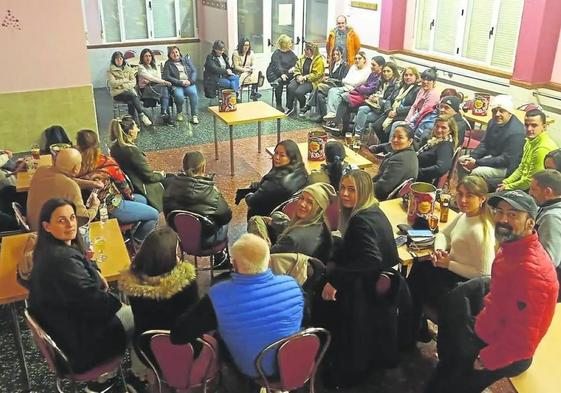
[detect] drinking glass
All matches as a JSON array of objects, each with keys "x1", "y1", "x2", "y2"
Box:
[
  {"x1": 345, "y1": 132, "x2": 353, "y2": 146},
  {"x1": 31, "y1": 144, "x2": 40, "y2": 160},
  {"x1": 94, "y1": 236, "x2": 107, "y2": 262},
  {"x1": 352, "y1": 136, "x2": 361, "y2": 152}
]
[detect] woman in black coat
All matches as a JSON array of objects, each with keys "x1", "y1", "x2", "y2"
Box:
[
  {"x1": 417, "y1": 116, "x2": 458, "y2": 185},
  {"x1": 243, "y1": 139, "x2": 308, "y2": 219},
  {"x1": 370, "y1": 124, "x2": 419, "y2": 200},
  {"x1": 203, "y1": 40, "x2": 240, "y2": 98},
  {"x1": 109, "y1": 116, "x2": 165, "y2": 212},
  {"x1": 266, "y1": 34, "x2": 298, "y2": 111},
  {"x1": 28, "y1": 199, "x2": 129, "y2": 375},
  {"x1": 316, "y1": 170, "x2": 399, "y2": 388}
]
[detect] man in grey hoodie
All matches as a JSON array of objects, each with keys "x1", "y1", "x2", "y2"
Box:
[{"x1": 530, "y1": 169, "x2": 561, "y2": 301}]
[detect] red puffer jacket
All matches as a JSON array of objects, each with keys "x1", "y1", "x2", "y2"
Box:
[{"x1": 475, "y1": 232, "x2": 559, "y2": 370}]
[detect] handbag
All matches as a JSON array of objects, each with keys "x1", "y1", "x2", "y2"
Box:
[{"x1": 347, "y1": 90, "x2": 366, "y2": 107}]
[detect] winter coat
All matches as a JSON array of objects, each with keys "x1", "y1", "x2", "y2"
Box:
[
  {"x1": 208, "y1": 270, "x2": 303, "y2": 377},
  {"x1": 417, "y1": 140, "x2": 454, "y2": 184},
  {"x1": 470, "y1": 115, "x2": 526, "y2": 176},
  {"x1": 326, "y1": 27, "x2": 361, "y2": 65},
  {"x1": 232, "y1": 50, "x2": 259, "y2": 85},
  {"x1": 204, "y1": 52, "x2": 234, "y2": 98},
  {"x1": 372, "y1": 146, "x2": 418, "y2": 200},
  {"x1": 293, "y1": 54, "x2": 325, "y2": 88},
  {"x1": 162, "y1": 55, "x2": 197, "y2": 87},
  {"x1": 110, "y1": 142, "x2": 165, "y2": 212},
  {"x1": 353, "y1": 72, "x2": 381, "y2": 97},
  {"x1": 266, "y1": 49, "x2": 298, "y2": 82},
  {"x1": 163, "y1": 174, "x2": 232, "y2": 235},
  {"x1": 271, "y1": 222, "x2": 332, "y2": 262},
  {"x1": 502, "y1": 132, "x2": 558, "y2": 190},
  {"x1": 28, "y1": 242, "x2": 125, "y2": 373},
  {"x1": 405, "y1": 88, "x2": 440, "y2": 124},
  {"x1": 382, "y1": 83, "x2": 421, "y2": 119},
  {"x1": 119, "y1": 262, "x2": 199, "y2": 337},
  {"x1": 474, "y1": 232, "x2": 558, "y2": 370},
  {"x1": 246, "y1": 166, "x2": 308, "y2": 219},
  {"x1": 107, "y1": 64, "x2": 137, "y2": 97}
]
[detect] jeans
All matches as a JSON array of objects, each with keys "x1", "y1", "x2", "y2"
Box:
[
  {"x1": 217, "y1": 74, "x2": 240, "y2": 92},
  {"x1": 110, "y1": 194, "x2": 159, "y2": 242},
  {"x1": 354, "y1": 105, "x2": 378, "y2": 135},
  {"x1": 114, "y1": 90, "x2": 146, "y2": 117},
  {"x1": 173, "y1": 84, "x2": 199, "y2": 115}
]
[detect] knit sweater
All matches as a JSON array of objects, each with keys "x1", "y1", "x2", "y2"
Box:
[
  {"x1": 502, "y1": 132, "x2": 558, "y2": 190},
  {"x1": 341, "y1": 65, "x2": 371, "y2": 89},
  {"x1": 434, "y1": 213, "x2": 496, "y2": 279},
  {"x1": 137, "y1": 64, "x2": 166, "y2": 88}
]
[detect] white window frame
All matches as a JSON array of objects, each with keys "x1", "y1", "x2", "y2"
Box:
[
  {"x1": 97, "y1": 0, "x2": 198, "y2": 43},
  {"x1": 412, "y1": 0, "x2": 523, "y2": 71}
]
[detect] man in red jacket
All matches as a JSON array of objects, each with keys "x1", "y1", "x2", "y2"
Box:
[{"x1": 426, "y1": 190, "x2": 559, "y2": 393}]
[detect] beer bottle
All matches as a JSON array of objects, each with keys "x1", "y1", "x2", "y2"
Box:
[{"x1": 440, "y1": 199, "x2": 449, "y2": 223}]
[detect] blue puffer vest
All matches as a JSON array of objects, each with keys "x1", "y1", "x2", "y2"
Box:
[{"x1": 209, "y1": 269, "x2": 303, "y2": 377}]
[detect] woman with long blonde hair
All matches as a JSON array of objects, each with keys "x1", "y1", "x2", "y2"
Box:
[
  {"x1": 109, "y1": 116, "x2": 166, "y2": 211},
  {"x1": 317, "y1": 169, "x2": 399, "y2": 387},
  {"x1": 407, "y1": 175, "x2": 495, "y2": 341},
  {"x1": 76, "y1": 129, "x2": 159, "y2": 243}
]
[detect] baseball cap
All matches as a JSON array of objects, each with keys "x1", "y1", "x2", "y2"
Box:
[
  {"x1": 488, "y1": 190, "x2": 538, "y2": 219},
  {"x1": 440, "y1": 96, "x2": 461, "y2": 113}
]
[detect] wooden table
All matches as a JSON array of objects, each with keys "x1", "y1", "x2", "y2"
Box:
[
  {"x1": 463, "y1": 108, "x2": 554, "y2": 127},
  {"x1": 378, "y1": 198, "x2": 458, "y2": 266},
  {"x1": 509, "y1": 303, "x2": 561, "y2": 393},
  {"x1": 208, "y1": 101, "x2": 286, "y2": 176},
  {"x1": 0, "y1": 218, "x2": 130, "y2": 391},
  {"x1": 266, "y1": 141, "x2": 373, "y2": 173},
  {"x1": 15, "y1": 154, "x2": 52, "y2": 192}
]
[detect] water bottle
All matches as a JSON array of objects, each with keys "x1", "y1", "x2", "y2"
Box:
[{"x1": 99, "y1": 202, "x2": 109, "y2": 224}]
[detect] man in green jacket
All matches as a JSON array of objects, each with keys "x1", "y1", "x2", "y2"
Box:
[{"x1": 497, "y1": 109, "x2": 557, "y2": 191}]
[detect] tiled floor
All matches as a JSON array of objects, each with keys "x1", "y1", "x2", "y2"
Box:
[{"x1": 0, "y1": 88, "x2": 517, "y2": 393}]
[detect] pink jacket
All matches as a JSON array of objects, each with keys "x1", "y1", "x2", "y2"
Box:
[{"x1": 405, "y1": 88, "x2": 440, "y2": 123}]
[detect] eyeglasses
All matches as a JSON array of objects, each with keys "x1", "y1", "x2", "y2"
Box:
[{"x1": 355, "y1": 56, "x2": 363, "y2": 60}]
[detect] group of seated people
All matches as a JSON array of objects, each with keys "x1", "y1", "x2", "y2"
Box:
[
  {"x1": 107, "y1": 38, "x2": 264, "y2": 127},
  {"x1": 15, "y1": 111, "x2": 561, "y2": 392}
]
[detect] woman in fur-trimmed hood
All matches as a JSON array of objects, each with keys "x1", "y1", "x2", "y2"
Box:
[{"x1": 119, "y1": 227, "x2": 199, "y2": 337}]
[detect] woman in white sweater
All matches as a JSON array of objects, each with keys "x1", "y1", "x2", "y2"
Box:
[
  {"x1": 325, "y1": 50, "x2": 371, "y2": 117},
  {"x1": 137, "y1": 48, "x2": 173, "y2": 124},
  {"x1": 407, "y1": 175, "x2": 495, "y2": 341}
]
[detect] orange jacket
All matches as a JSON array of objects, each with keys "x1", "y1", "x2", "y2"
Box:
[{"x1": 326, "y1": 27, "x2": 361, "y2": 66}]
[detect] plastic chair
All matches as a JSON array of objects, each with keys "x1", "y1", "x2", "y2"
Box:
[
  {"x1": 255, "y1": 327, "x2": 331, "y2": 393},
  {"x1": 436, "y1": 147, "x2": 462, "y2": 189},
  {"x1": 24, "y1": 309, "x2": 127, "y2": 393},
  {"x1": 12, "y1": 202, "x2": 30, "y2": 232},
  {"x1": 138, "y1": 330, "x2": 219, "y2": 393},
  {"x1": 387, "y1": 178, "x2": 415, "y2": 200},
  {"x1": 107, "y1": 81, "x2": 130, "y2": 119},
  {"x1": 168, "y1": 210, "x2": 229, "y2": 277}
]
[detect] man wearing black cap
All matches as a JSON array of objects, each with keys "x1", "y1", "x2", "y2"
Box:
[
  {"x1": 426, "y1": 190, "x2": 558, "y2": 393},
  {"x1": 439, "y1": 95, "x2": 468, "y2": 143}
]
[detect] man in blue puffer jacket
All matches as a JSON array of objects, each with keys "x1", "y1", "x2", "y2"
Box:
[{"x1": 171, "y1": 233, "x2": 304, "y2": 378}]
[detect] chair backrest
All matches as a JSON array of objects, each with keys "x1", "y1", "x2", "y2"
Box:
[
  {"x1": 387, "y1": 178, "x2": 414, "y2": 200},
  {"x1": 436, "y1": 147, "x2": 462, "y2": 189},
  {"x1": 140, "y1": 330, "x2": 219, "y2": 391},
  {"x1": 123, "y1": 50, "x2": 136, "y2": 60},
  {"x1": 168, "y1": 210, "x2": 206, "y2": 255},
  {"x1": 152, "y1": 49, "x2": 164, "y2": 56},
  {"x1": 24, "y1": 309, "x2": 70, "y2": 378},
  {"x1": 325, "y1": 199, "x2": 339, "y2": 231},
  {"x1": 255, "y1": 327, "x2": 331, "y2": 392},
  {"x1": 12, "y1": 202, "x2": 30, "y2": 232},
  {"x1": 280, "y1": 196, "x2": 300, "y2": 219}
]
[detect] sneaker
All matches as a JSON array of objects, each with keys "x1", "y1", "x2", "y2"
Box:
[
  {"x1": 323, "y1": 112, "x2": 336, "y2": 120},
  {"x1": 323, "y1": 121, "x2": 339, "y2": 132},
  {"x1": 176, "y1": 113, "x2": 185, "y2": 122},
  {"x1": 284, "y1": 107, "x2": 295, "y2": 116},
  {"x1": 139, "y1": 113, "x2": 152, "y2": 126},
  {"x1": 191, "y1": 115, "x2": 199, "y2": 124},
  {"x1": 161, "y1": 113, "x2": 173, "y2": 125},
  {"x1": 300, "y1": 105, "x2": 311, "y2": 114},
  {"x1": 85, "y1": 379, "x2": 116, "y2": 393}
]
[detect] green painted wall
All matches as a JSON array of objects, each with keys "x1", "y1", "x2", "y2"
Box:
[{"x1": 0, "y1": 85, "x2": 97, "y2": 152}]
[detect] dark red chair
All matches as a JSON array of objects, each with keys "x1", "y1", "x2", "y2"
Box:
[
  {"x1": 24, "y1": 309, "x2": 126, "y2": 393},
  {"x1": 138, "y1": 330, "x2": 220, "y2": 393},
  {"x1": 123, "y1": 50, "x2": 136, "y2": 60},
  {"x1": 254, "y1": 327, "x2": 331, "y2": 393},
  {"x1": 168, "y1": 210, "x2": 229, "y2": 277},
  {"x1": 387, "y1": 178, "x2": 415, "y2": 200}
]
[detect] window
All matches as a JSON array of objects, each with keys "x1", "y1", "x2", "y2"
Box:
[
  {"x1": 98, "y1": 0, "x2": 197, "y2": 43},
  {"x1": 413, "y1": 0, "x2": 524, "y2": 70}
]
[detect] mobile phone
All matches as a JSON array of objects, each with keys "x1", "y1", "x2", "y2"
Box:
[
  {"x1": 407, "y1": 229, "x2": 434, "y2": 238},
  {"x1": 395, "y1": 235, "x2": 408, "y2": 247}
]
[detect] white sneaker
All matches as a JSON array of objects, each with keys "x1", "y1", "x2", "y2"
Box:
[
  {"x1": 140, "y1": 113, "x2": 152, "y2": 126},
  {"x1": 323, "y1": 112, "x2": 336, "y2": 120},
  {"x1": 191, "y1": 115, "x2": 199, "y2": 124},
  {"x1": 177, "y1": 113, "x2": 185, "y2": 122}
]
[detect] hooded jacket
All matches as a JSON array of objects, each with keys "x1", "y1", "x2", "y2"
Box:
[
  {"x1": 119, "y1": 262, "x2": 199, "y2": 337},
  {"x1": 470, "y1": 115, "x2": 526, "y2": 176},
  {"x1": 163, "y1": 174, "x2": 232, "y2": 235},
  {"x1": 474, "y1": 232, "x2": 558, "y2": 370},
  {"x1": 293, "y1": 54, "x2": 325, "y2": 88},
  {"x1": 502, "y1": 132, "x2": 558, "y2": 190},
  {"x1": 107, "y1": 64, "x2": 137, "y2": 97}
]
